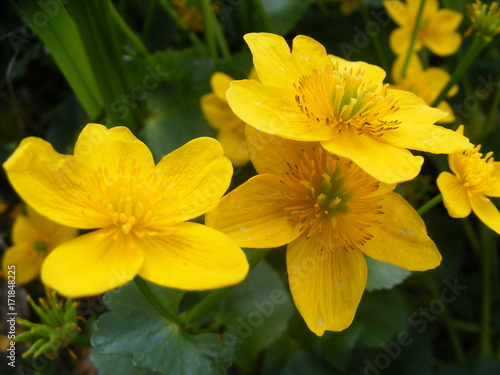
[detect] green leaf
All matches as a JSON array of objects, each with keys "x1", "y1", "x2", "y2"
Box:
[
  {"x1": 261, "y1": 0, "x2": 315, "y2": 34},
  {"x1": 90, "y1": 350, "x2": 160, "y2": 375},
  {"x1": 91, "y1": 281, "x2": 231, "y2": 375},
  {"x1": 217, "y1": 261, "x2": 294, "y2": 369},
  {"x1": 365, "y1": 256, "x2": 411, "y2": 292}
]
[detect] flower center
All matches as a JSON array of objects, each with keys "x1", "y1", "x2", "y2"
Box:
[
  {"x1": 294, "y1": 64, "x2": 400, "y2": 135},
  {"x1": 34, "y1": 240, "x2": 49, "y2": 254},
  {"x1": 280, "y1": 145, "x2": 384, "y2": 251},
  {"x1": 461, "y1": 145, "x2": 496, "y2": 194},
  {"x1": 89, "y1": 158, "x2": 160, "y2": 238}
]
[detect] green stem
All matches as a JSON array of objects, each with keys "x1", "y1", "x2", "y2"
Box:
[
  {"x1": 156, "y1": 0, "x2": 205, "y2": 50},
  {"x1": 72, "y1": 335, "x2": 91, "y2": 346},
  {"x1": 213, "y1": 15, "x2": 231, "y2": 59},
  {"x1": 417, "y1": 194, "x2": 442, "y2": 216},
  {"x1": 425, "y1": 277, "x2": 465, "y2": 362},
  {"x1": 201, "y1": 0, "x2": 217, "y2": 59},
  {"x1": 134, "y1": 276, "x2": 186, "y2": 325},
  {"x1": 142, "y1": 0, "x2": 156, "y2": 40},
  {"x1": 479, "y1": 224, "x2": 494, "y2": 357},
  {"x1": 183, "y1": 249, "x2": 270, "y2": 324},
  {"x1": 484, "y1": 69, "x2": 500, "y2": 136},
  {"x1": 252, "y1": 0, "x2": 275, "y2": 33},
  {"x1": 401, "y1": 0, "x2": 426, "y2": 78},
  {"x1": 109, "y1": 2, "x2": 149, "y2": 56},
  {"x1": 431, "y1": 33, "x2": 489, "y2": 108},
  {"x1": 361, "y1": 5, "x2": 388, "y2": 72},
  {"x1": 463, "y1": 218, "x2": 482, "y2": 256}
]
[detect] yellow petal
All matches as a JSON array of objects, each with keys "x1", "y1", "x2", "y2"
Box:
[
  {"x1": 436, "y1": 101, "x2": 456, "y2": 123},
  {"x1": 3, "y1": 137, "x2": 109, "y2": 229},
  {"x1": 201, "y1": 92, "x2": 242, "y2": 131},
  {"x1": 383, "y1": 0, "x2": 409, "y2": 26},
  {"x1": 361, "y1": 193, "x2": 442, "y2": 271},
  {"x1": 392, "y1": 53, "x2": 423, "y2": 82},
  {"x1": 244, "y1": 33, "x2": 331, "y2": 86},
  {"x1": 2, "y1": 242, "x2": 44, "y2": 284},
  {"x1": 389, "y1": 27, "x2": 416, "y2": 55},
  {"x1": 470, "y1": 194, "x2": 500, "y2": 235},
  {"x1": 431, "y1": 9, "x2": 463, "y2": 32},
  {"x1": 437, "y1": 172, "x2": 472, "y2": 218},
  {"x1": 321, "y1": 129, "x2": 423, "y2": 183},
  {"x1": 41, "y1": 229, "x2": 144, "y2": 297},
  {"x1": 424, "y1": 31, "x2": 462, "y2": 56},
  {"x1": 137, "y1": 222, "x2": 248, "y2": 290},
  {"x1": 12, "y1": 213, "x2": 38, "y2": 245},
  {"x1": 153, "y1": 137, "x2": 233, "y2": 224},
  {"x1": 246, "y1": 125, "x2": 320, "y2": 176},
  {"x1": 210, "y1": 72, "x2": 232, "y2": 101},
  {"x1": 205, "y1": 174, "x2": 303, "y2": 248},
  {"x1": 483, "y1": 162, "x2": 500, "y2": 197},
  {"x1": 74, "y1": 124, "x2": 155, "y2": 179},
  {"x1": 287, "y1": 231, "x2": 367, "y2": 335},
  {"x1": 227, "y1": 80, "x2": 332, "y2": 141},
  {"x1": 217, "y1": 127, "x2": 249, "y2": 167},
  {"x1": 421, "y1": 67, "x2": 458, "y2": 99}
]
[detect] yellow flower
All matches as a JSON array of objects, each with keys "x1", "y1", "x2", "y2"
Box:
[
  {"x1": 1, "y1": 206, "x2": 77, "y2": 285},
  {"x1": 383, "y1": 0, "x2": 463, "y2": 56},
  {"x1": 391, "y1": 54, "x2": 458, "y2": 123},
  {"x1": 227, "y1": 33, "x2": 472, "y2": 183},
  {"x1": 437, "y1": 126, "x2": 500, "y2": 234},
  {"x1": 3, "y1": 124, "x2": 248, "y2": 297},
  {"x1": 206, "y1": 127, "x2": 441, "y2": 335},
  {"x1": 201, "y1": 69, "x2": 258, "y2": 166}
]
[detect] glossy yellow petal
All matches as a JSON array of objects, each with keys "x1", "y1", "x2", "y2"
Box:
[
  {"x1": 246, "y1": 125, "x2": 317, "y2": 176},
  {"x1": 217, "y1": 127, "x2": 249, "y2": 167},
  {"x1": 287, "y1": 231, "x2": 367, "y2": 335},
  {"x1": 41, "y1": 229, "x2": 144, "y2": 297},
  {"x1": 328, "y1": 55, "x2": 387, "y2": 83},
  {"x1": 138, "y1": 222, "x2": 248, "y2": 290},
  {"x1": 206, "y1": 174, "x2": 303, "y2": 248},
  {"x1": 153, "y1": 137, "x2": 233, "y2": 224},
  {"x1": 321, "y1": 129, "x2": 423, "y2": 183},
  {"x1": 74, "y1": 124, "x2": 155, "y2": 178},
  {"x1": 383, "y1": 0, "x2": 409, "y2": 26},
  {"x1": 210, "y1": 72, "x2": 232, "y2": 101},
  {"x1": 424, "y1": 31, "x2": 462, "y2": 56},
  {"x1": 437, "y1": 172, "x2": 471, "y2": 218},
  {"x1": 2, "y1": 242, "x2": 44, "y2": 284},
  {"x1": 361, "y1": 193, "x2": 442, "y2": 271},
  {"x1": 244, "y1": 33, "x2": 330, "y2": 86},
  {"x1": 483, "y1": 162, "x2": 500, "y2": 197},
  {"x1": 470, "y1": 194, "x2": 500, "y2": 235},
  {"x1": 201, "y1": 92, "x2": 242, "y2": 131},
  {"x1": 3, "y1": 137, "x2": 109, "y2": 229},
  {"x1": 227, "y1": 80, "x2": 332, "y2": 141}
]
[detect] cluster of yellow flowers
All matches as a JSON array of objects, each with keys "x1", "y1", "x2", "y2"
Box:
[{"x1": 3, "y1": 0, "x2": 500, "y2": 337}]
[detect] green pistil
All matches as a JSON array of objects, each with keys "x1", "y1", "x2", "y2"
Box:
[
  {"x1": 317, "y1": 171, "x2": 350, "y2": 219},
  {"x1": 34, "y1": 240, "x2": 49, "y2": 254}
]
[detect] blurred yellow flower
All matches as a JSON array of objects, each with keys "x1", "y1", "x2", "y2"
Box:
[
  {"x1": 391, "y1": 54, "x2": 458, "y2": 123},
  {"x1": 1, "y1": 206, "x2": 77, "y2": 285},
  {"x1": 201, "y1": 69, "x2": 258, "y2": 166},
  {"x1": 3, "y1": 123, "x2": 248, "y2": 297},
  {"x1": 437, "y1": 126, "x2": 500, "y2": 234},
  {"x1": 227, "y1": 33, "x2": 472, "y2": 183},
  {"x1": 207, "y1": 127, "x2": 442, "y2": 335},
  {"x1": 383, "y1": 0, "x2": 463, "y2": 56}
]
